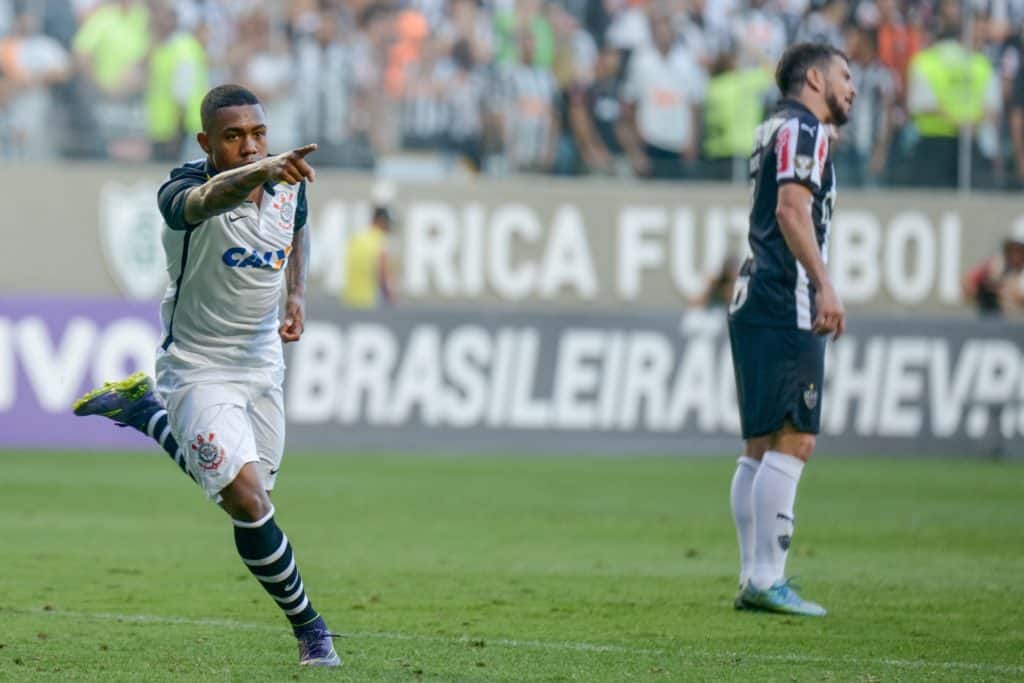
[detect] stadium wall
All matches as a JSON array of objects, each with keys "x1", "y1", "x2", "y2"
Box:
[
  {"x1": 1, "y1": 296, "x2": 1021, "y2": 456},
  {"x1": 3, "y1": 164, "x2": 1021, "y2": 313}
]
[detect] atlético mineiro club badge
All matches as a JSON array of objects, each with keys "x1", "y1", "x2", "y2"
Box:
[{"x1": 803, "y1": 384, "x2": 819, "y2": 410}]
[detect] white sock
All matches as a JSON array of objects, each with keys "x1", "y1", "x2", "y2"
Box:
[
  {"x1": 750, "y1": 450, "x2": 804, "y2": 590},
  {"x1": 729, "y1": 456, "x2": 760, "y2": 586}
]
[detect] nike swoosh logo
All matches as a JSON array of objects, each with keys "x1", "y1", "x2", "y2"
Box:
[
  {"x1": 227, "y1": 213, "x2": 245, "y2": 222},
  {"x1": 284, "y1": 575, "x2": 300, "y2": 592},
  {"x1": 269, "y1": 467, "x2": 280, "y2": 476}
]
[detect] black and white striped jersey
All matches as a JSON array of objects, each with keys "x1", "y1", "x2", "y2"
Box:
[{"x1": 729, "y1": 99, "x2": 836, "y2": 330}]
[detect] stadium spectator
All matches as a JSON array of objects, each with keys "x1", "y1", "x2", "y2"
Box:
[
  {"x1": 293, "y1": 8, "x2": 361, "y2": 166},
  {"x1": 235, "y1": 7, "x2": 300, "y2": 152},
  {"x1": 72, "y1": 0, "x2": 151, "y2": 159},
  {"x1": 700, "y1": 50, "x2": 773, "y2": 181},
  {"x1": 351, "y1": 3, "x2": 399, "y2": 155},
  {"x1": 731, "y1": 0, "x2": 788, "y2": 69},
  {"x1": 834, "y1": 24, "x2": 895, "y2": 187},
  {"x1": 400, "y1": 35, "x2": 451, "y2": 151},
  {"x1": 674, "y1": 0, "x2": 732, "y2": 69},
  {"x1": 1008, "y1": 28, "x2": 1024, "y2": 186},
  {"x1": 795, "y1": 0, "x2": 849, "y2": 47},
  {"x1": 548, "y1": 0, "x2": 597, "y2": 174},
  {"x1": 496, "y1": 29, "x2": 559, "y2": 173},
  {"x1": 343, "y1": 204, "x2": 397, "y2": 309},
  {"x1": 604, "y1": 0, "x2": 652, "y2": 52},
  {"x1": 568, "y1": 43, "x2": 624, "y2": 175},
  {"x1": 875, "y1": 0, "x2": 923, "y2": 102},
  {"x1": 444, "y1": 38, "x2": 487, "y2": 171},
  {"x1": 618, "y1": 7, "x2": 706, "y2": 179},
  {"x1": 146, "y1": 1, "x2": 207, "y2": 162},
  {"x1": 962, "y1": 223, "x2": 1024, "y2": 316},
  {"x1": 906, "y1": 0, "x2": 1000, "y2": 188},
  {"x1": 439, "y1": 0, "x2": 494, "y2": 67},
  {"x1": 0, "y1": 7, "x2": 72, "y2": 159},
  {"x1": 495, "y1": 0, "x2": 554, "y2": 67}
]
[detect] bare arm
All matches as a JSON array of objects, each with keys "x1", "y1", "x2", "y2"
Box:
[
  {"x1": 777, "y1": 183, "x2": 845, "y2": 339},
  {"x1": 279, "y1": 225, "x2": 310, "y2": 343},
  {"x1": 568, "y1": 93, "x2": 611, "y2": 171},
  {"x1": 379, "y1": 250, "x2": 396, "y2": 304},
  {"x1": 1011, "y1": 107, "x2": 1024, "y2": 182},
  {"x1": 684, "y1": 106, "x2": 701, "y2": 162},
  {"x1": 184, "y1": 144, "x2": 318, "y2": 225},
  {"x1": 616, "y1": 102, "x2": 649, "y2": 175}
]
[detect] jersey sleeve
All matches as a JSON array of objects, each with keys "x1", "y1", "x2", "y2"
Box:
[
  {"x1": 157, "y1": 164, "x2": 207, "y2": 231},
  {"x1": 774, "y1": 116, "x2": 829, "y2": 192},
  {"x1": 294, "y1": 181, "x2": 308, "y2": 230}
]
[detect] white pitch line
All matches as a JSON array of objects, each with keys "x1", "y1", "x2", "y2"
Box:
[{"x1": 24, "y1": 608, "x2": 1024, "y2": 676}]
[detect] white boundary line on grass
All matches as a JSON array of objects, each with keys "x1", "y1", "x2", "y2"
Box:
[{"x1": 27, "y1": 608, "x2": 1024, "y2": 676}]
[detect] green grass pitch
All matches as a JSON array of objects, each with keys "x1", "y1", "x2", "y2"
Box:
[{"x1": 1, "y1": 450, "x2": 1022, "y2": 681}]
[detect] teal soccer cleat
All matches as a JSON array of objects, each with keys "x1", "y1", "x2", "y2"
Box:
[{"x1": 738, "y1": 578, "x2": 827, "y2": 617}]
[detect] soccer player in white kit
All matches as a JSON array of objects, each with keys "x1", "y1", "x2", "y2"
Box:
[{"x1": 72, "y1": 85, "x2": 340, "y2": 667}]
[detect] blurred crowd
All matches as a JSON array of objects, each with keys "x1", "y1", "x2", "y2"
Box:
[{"x1": 2, "y1": 0, "x2": 1024, "y2": 188}]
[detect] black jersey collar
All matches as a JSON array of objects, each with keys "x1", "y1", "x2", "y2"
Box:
[{"x1": 776, "y1": 98, "x2": 819, "y2": 122}]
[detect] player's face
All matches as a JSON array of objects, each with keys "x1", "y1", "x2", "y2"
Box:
[
  {"x1": 823, "y1": 57, "x2": 856, "y2": 126},
  {"x1": 199, "y1": 104, "x2": 269, "y2": 172}
]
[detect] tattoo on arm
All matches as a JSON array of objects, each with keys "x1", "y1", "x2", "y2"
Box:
[
  {"x1": 286, "y1": 226, "x2": 310, "y2": 299},
  {"x1": 184, "y1": 162, "x2": 269, "y2": 224}
]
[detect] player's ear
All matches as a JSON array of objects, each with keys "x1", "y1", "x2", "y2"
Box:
[
  {"x1": 197, "y1": 131, "x2": 210, "y2": 155},
  {"x1": 806, "y1": 66, "x2": 825, "y2": 94}
]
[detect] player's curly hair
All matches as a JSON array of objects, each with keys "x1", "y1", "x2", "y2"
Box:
[
  {"x1": 200, "y1": 84, "x2": 261, "y2": 132},
  {"x1": 775, "y1": 43, "x2": 849, "y2": 98}
]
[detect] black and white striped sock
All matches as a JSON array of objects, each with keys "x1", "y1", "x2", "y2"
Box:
[
  {"x1": 233, "y1": 507, "x2": 320, "y2": 632},
  {"x1": 144, "y1": 409, "x2": 195, "y2": 482}
]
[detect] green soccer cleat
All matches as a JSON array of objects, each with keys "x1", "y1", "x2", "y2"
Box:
[
  {"x1": 738, "y1": 578, "x2": 827, "y2": 617},
  {"x1": 71, "y1": 371, "x2": 159, "y2": 431}
]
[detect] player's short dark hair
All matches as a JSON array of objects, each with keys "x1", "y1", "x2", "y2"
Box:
[
  {"x1": 200, "y1": 84, "x2": 261, "y2": 132},
  {"x1": 775, "y1": 43, "x2": 849, "y2": 98}
]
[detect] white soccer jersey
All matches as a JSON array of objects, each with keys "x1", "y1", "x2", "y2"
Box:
[{"x1": 155, "y1": 158, "x2": 308, "y2": 374}]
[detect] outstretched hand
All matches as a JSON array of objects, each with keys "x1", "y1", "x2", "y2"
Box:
[{"x1": 264, "y1": 143, "x2": 317, "y2": 185}]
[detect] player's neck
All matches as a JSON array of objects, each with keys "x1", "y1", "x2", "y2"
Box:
[{"x1": 791, "y1": 94, "x2": 830, "y2": 125}]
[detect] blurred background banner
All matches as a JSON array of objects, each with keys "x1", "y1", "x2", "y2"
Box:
[
  {"x1": 0, "y1": 295, "x2": 159, "y2": 449},
  {"x1": 3, "y1": 165, "x2": 1023, "y2": 313},
  {"x1": 3, "y1": 296, "x2": 1021, "y2": 455}
]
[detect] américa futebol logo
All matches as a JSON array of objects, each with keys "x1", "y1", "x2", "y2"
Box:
[
  {"x1": 190, "y1": 433, "x2": 225, "y2": 471},
  {"x1": 222, "y1": 245, "x2": 293, "y2": 271}
]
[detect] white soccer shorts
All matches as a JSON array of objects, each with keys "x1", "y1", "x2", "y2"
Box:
[{"x1": 156, "y1": 372, "x2": 286, "y2": 500}]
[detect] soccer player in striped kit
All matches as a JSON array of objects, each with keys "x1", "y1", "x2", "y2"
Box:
[
  {"x1": 728, "y1": 44, "x2": 855, "y2": 616},
  {"x1": 73, "y1": 85, "x2": 340, "y2": 666}
]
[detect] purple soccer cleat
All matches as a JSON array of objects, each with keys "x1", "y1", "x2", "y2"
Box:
[{"x1": 296, "y1": 617, "x2": 342, "y2": 667}]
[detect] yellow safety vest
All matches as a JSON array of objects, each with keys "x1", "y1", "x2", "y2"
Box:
[
  {"x1": 343, "y1": 228, "x2": 386, "y2": 309},
  {"x1": 72, "y1": 4, "x2": 150, "y2": 92},
  {"x1": 703, "y1": 67, "x2": 773, "y2": 159},
  {"x1": 910, "y1": 41, "x2": 993, "y2": 138},
  {"x1": 146, "y1": 34, "x2": 208, "y2": 142}
]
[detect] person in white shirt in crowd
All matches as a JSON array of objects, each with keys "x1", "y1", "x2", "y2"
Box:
[
  {"x1": 617, "y1": 5, "x2": 707, "y2": 179},
  {"x1": 0, "y1": 7, "x2": 72, "y2": 158}
]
